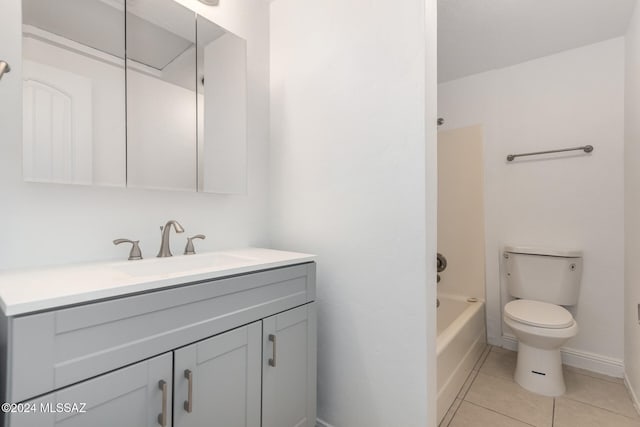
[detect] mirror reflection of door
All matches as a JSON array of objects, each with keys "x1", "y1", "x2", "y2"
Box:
[
  {"x1": 22, "y1": 0, "x2": 126, "y2": 187},
  {"x1": 125, "y1": 0, "x2": 197, "y2": 191}
]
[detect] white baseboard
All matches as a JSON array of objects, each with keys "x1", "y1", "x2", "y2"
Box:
[
  {"x1": 501, "y1": 335, "x2": 624, "y2": 378},
  {"x1": 625, "y1": 374, "x2": 640, "y2": 416},
  {"x1": 316, "y1": 418, "x2": 336, "y2": 427},
  {"x1": 499, "y1": 335, "x2": 519, "y2": 352}
]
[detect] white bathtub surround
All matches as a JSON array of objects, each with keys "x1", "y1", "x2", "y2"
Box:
[
  {"x1": 438, "y1": 38, "x2": 625, "y2": 374},
  {"x1": 436, "y1": 96, "x2": 486, "y2": 424},
  {"x1": 269, "y1": 0, "x2": 438, "y2": 425},
  {"x1": 437, "y1": 125, "x2": 485, "y2": 299},
  {"x1": 436, "y1": 295, "x2": 486, "y2": 424},
  {"x1": 0, "y1": 0, "x2": 271, "y2": 270},
  {"x1": 625, "y1": 0, "x2": 640, "y2": 414}
]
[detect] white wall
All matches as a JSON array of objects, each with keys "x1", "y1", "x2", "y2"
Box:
[
  {"x1": 439, "y1": 38, "x2": 626, "y2": 371},
  {"x1": 437, "y1": 125, "x2": 485, "y2": 299},
  {"x1": 625, "y1": 1, "x2": 640, "y2": 408},
  {"x1": 269, "y1": 0, "x2": 437, "y2": 426},
  {"x1": 0, "y1": 0, "x2": 270, "y2": 269}
]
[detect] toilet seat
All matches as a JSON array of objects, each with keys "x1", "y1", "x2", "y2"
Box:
[{"x1": 504, "y1": 299, "x2": 574, "y2": 329}]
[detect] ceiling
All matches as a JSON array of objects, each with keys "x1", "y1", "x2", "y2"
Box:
[{"x1": 438, "y1": 0, "x2": 637, "y2": 83}]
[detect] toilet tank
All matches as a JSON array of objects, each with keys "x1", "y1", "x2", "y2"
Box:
[{"x1": 504, "y1": 246, "x2": 583, "y2": 306}]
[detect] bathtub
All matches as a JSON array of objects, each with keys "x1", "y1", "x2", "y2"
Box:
[{"x1": 436, "y1": 295, "x2": 486, "y2": 424}]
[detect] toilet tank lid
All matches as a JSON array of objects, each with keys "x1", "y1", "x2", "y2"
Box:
[{"x1": 504, "y1": 246, "x2": 582, "y2": 258}]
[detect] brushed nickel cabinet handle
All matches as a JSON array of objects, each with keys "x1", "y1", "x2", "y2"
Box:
[
  {"x1": 268, "y1": 334, "x2": 277, "y2": 367},
  {"x1": 183, "y1": 369, "x2": 193, "y2": 413},
  {"x1": 157, "y1": 380, "x2": 167, "y2": 426}
]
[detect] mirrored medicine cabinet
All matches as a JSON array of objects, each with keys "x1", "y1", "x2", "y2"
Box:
[{"x1": 21, "y1": 0, "x2": 247, "y2": 194}]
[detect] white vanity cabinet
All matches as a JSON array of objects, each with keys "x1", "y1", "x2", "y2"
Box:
[{"x1": 1, "y1": 260, "x2": 316, "y2": 427}]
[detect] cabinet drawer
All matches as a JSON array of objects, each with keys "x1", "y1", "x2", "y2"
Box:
[{"x1": 7, "y1": 263, "x2": 315, "y2": 402}]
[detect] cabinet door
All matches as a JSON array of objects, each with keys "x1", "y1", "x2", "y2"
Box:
[
  {"x1": 173, "y1": 322, "x2": 261, "y2": 427},
  {"x1": 10, "y1": 353, "x2": 172, "y2": 427},
  {"x1": 262, "y1": 303, "x2": 317, "y2": 427}
]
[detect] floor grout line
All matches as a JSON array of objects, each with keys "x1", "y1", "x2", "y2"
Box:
[
  {"x1": 461, "y1": 347, "x2": 553, "y2": 427},
  {"x1": 458, "y1": 370, "x2": 479, "y2": 401},
  {"x1": 443, "y1": 345, "x2": 491, "y2": 426},
  {"x1": 449, "y1": 345, "x2": 639, "y2": 426},
  {"x1": 462, "y1": 400, "x2": 538, "y2": 427},
  {"x1": 560, "y1": 396, "x2": 640, "y2": 421},
  {"x1": 449, "y1": 402, "x2": 462, "y2": 427},
  {"x1": 567, "y1": 373, "x2": 624, "y2": 385},
  {"x1": 441, "y1": 399, "x2": 462, "y2": 427},
  {"x1": 446, "y1": 401, "x2": 461, "y2": 427},
  {"x1": 474, "y1": 345, "x2": 492, "y2": 370},
  {"x1": 563, "y1": 366, "x2": 625, "y2": 385},
  {"x1": 461, "y1": 346, "x2": 490, "y2": 400}
]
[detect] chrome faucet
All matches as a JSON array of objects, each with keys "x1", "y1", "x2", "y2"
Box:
[{"x1": 157, "y1": 220, "x2": 184, "y2": 257}]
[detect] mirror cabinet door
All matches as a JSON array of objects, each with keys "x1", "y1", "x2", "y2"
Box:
[
  {"x1": 197, "y1": 16, "x2": 248, "y2": 194},
  {"x1": 22, "y1": 0, "x2": 248, "y2": 193},
  {"x1": 22, "y1": 0, "x2": 126, "y2": 187},
  {"x1": 125, "y1": 0, "x2": 197, "y2": 191}
]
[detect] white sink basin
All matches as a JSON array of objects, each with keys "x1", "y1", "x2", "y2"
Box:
[{"x1": 114, "y1": 253, "x2": 256, "y2": 277}]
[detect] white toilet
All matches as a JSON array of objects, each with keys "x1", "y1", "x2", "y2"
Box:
[{"x1": 503, "y1": 246, "x2": 582, "y2": 397}]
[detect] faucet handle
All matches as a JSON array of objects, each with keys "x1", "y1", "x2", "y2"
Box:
[
  {"x1": 184, "y1": 235, "x2": 206, "y2": 255},
  {"x1": 114, "y1": 239, "x2": 143, "y2": 260}
]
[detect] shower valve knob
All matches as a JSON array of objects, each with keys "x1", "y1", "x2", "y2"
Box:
[{"x1": 437, "y1": 253, "x2": 447, "y2": 272}]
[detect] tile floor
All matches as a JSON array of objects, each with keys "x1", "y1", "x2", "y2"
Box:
[{"x1": 440, "y1": 346, "x2": 640, "y2": 427}]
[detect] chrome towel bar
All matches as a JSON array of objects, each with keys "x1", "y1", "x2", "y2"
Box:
[{"x1": 506, "y1": 145, "x2": 593, "y2": 162}]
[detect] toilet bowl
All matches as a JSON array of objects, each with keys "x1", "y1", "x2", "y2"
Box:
[
  {"x1": 503, "y1": 246, "x2": 582, "y2": 396},
  {"x1": 504, "y1": 299, "x2": 578, "y2": 396}
]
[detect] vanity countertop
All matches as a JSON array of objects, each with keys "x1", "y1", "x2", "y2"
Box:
[{"x1": 0, "y1": 248, "x2": 316, "y2": 316}]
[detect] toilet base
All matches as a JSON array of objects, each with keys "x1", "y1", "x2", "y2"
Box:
[{"x1": 514, "y1": 342, "x2": 566, "y2": 396}]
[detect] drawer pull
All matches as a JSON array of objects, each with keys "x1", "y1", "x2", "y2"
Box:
[
  {"x1": 184, "y1": 369, "x2": 193, "y2": 413},
  {"x1": 268, "y1": 334, "x2": 277, "y2": 367},
  {"x1": 158, "y1": 380, "x2": 167, "y2": 426}
]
